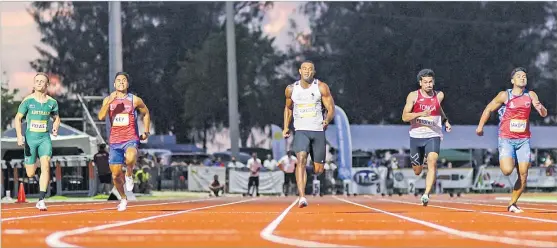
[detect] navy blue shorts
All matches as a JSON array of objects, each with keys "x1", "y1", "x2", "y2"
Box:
[{"x1": 109, "y1": 140, "x2": 139, "y2": 165}]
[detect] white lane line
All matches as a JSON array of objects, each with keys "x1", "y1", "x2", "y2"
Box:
[
  {"x1": 260, "y1": 199, "x2": 358, "y2": 248},
  {"x1": 379, "y1": 198, "x2": 557, "y2": 224},
  {"x1": 303, "y1": 229, "x2": 557, "y2": 237},
  {"x1": 4, "y1": 228, "x2": 238, "y2": 235},
  {"x1": 434, "y1": 199, "x2": 556, "y2": 212},
  {"x1": 2, "y1": 198, "x2": 214, "y2": 222},
  {"x1": 2, "y1": 202, "x2": 108, "y2": 211},
  {"x1": 45, "y1": 198, "x2": 258, "y2": 248},
  {"x1": 336, "y1": 196, "x2": 557, "y2": 248}
]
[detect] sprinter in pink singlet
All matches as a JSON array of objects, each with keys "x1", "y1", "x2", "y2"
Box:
[
  {"x1": 476, "y1": 67, "x2": 547, "y2": 213},
  {"x1": 402, "y1": 69, "x2": 452, "y2": 206},
  {"x1": 98, "y1": 72, "x2": 151, "y2": 211}
]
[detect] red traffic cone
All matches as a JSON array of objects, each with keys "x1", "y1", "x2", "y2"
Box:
[{"x1": 17, "y1": 182, "x2": 27, "y2": 203}]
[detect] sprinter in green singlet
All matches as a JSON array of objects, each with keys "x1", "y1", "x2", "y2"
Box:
[{"x1": 14, "y1": 73, "x2": 61, "y2": 211}]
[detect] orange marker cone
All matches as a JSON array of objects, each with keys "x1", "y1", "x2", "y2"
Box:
[{"x1": 17, "y1": 182, "x2": 27, "y2": 203}]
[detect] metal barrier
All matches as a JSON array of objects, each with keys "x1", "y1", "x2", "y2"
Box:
[{"x1": 1, "y1": 156, "x2": 97, "y2": 198}]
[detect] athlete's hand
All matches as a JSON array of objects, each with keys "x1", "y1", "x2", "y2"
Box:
[
  {"x1": 444, "y1": 121, "x2": 452, "y2": 132},
  {"x1": 475, "y1": 126, "x2": 484, "y2": 136},
  {"x1": 420, "y1": 109, "x2": 432, "y2": 117},
  {"x1": 108, "y1": 91, "x2": 119, "y2": 102},
  {"x1": 16, "y1": 136, "x2": 24, "y2": 147},
  {"x1": 282, "y1": 128, "x2": 290, "y2": 138},
  {"x1": 52, "y1": 128, "x2": 58, "y2": 137},
  {"x1": 140, "y1": 132, "x2": 150, "y2": 140},
  {"x1": 322, "y1": 120, "x2": 329, "y2": 130}
]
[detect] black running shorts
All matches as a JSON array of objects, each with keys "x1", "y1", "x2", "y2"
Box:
[
  {"x1": 409, "y1": 137, "x2": 441, "y2": 166},
  {"x1": 292, "y1": 130, "x2": 326, "y2": 164}
]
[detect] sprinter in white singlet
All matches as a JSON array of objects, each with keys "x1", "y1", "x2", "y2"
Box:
[
  {"x1": 402, "y1": 69, "x2": 452, "y2": 206},
  {"x1": 283, "y1": 61, "x2": 335, "y2": 208}
]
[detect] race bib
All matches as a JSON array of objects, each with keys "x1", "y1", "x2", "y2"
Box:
[
  {"x1": 510, "y1": 119, "x2": 527, "y2": 133},
  {"x1": 416, "y1": 116, "x2": 435, "y2": 126},
  {"x1": 113, "y1": 114, "x2": 129, "y2": 127},
  {"x1": 29, "y1": 120, "x2": 47, "y2": 132},
  {"x1": 296, "y1": 103, "x2": 317, "y2": 118}
]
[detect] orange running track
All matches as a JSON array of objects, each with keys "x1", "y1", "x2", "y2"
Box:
[{"x1": 2, "y1": 194, "x2": 556, "y2": 247}]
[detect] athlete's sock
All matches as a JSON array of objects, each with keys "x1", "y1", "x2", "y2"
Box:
[{"x1": 39, "y1": 191, "x2": 47, "y2": 201}]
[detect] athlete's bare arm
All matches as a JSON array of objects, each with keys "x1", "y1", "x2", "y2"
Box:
[
  {"x1": 476, "y1": 91, "x2": 507, "y2": 136},
  {"x1": 283, "y1": 85, "x2": 294, "y2": 138},
  {"x1": 528, "y1": 91, "x2": 548, "y2": 117},
  {"x1": 319, "y1": 82, "x2": 335, "y2": 128},
  {"x1": 402, "y1": 91, "x2": 429, "y2": 122},
  {"x1": 134, "y1": 96, "x2": 151, "y2": 140},
  {"x1": 97, "y1": 92, "x2": 118, "y2": 121},
  {"x1": 14, "y1": 106, "x2": 26, "y2": 146},
  {"x1": 437, "y1": 91, "x2": 452, "y2": 132},
  {"x1": 51, "y1": 113, "x2": 61, "y2": 137},
  {"x1": 14, "y1": 95, "x2": 33, "y2": 146}
]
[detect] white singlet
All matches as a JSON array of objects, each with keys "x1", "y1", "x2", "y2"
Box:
[{"x1": 291, "y1": 79, "x2": 324, "y2": 132}]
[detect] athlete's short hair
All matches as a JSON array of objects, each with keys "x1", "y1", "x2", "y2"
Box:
[
  {"x1": 417, "y1": 69, "x2": 435, "y2": 82},
  {"x1": 511, "y1": 67, "x2": 527, "y2": 79},
  {"x1": 114, "y1": 72, "x2": 131, "y2": 83},
  {"x1": 300, "y1": 60, "x2": 315, "y2": 68},
  {"x1": 35, "y1": 72, "x2": 50, "y2": 84}
]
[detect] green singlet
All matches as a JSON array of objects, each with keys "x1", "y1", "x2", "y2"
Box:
[{"x1": 17, "y1": 96, "x2": 59, "y2": 165}]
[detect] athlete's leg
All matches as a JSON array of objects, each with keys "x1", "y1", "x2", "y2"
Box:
[
  {"x1": 311, "y1": 131, "x2": 326, "y2": 175},
  {"x1": 409, "y1": 138, "x2": 425, "y2": 175},
  {"x1": 498, "y1": 138, "x2": 516, "y2": 176},
  {"x1": 295, "y1": 152, "x2": 308, "y2": 196},
  {"x1": 37, "y1": 137, "x2": 53, "y2": 201},
  {"x1": 109, "y1": 143, "x2": 128, "y2": 211},
  {"x1": 423, "y1": 152, "x2": 439, "y2": 196},
  {"x1": 292, "y1": 131, "x2": 310, "y2": 207},
  {"x1": 110, "y1": 165, "x2": 127, "y2": 199},
  {"x1": 508, "y1": 139, "x2": 531, "y2": 212},
  {"x1": 123, "y1": 144, "x2": 138, "y2": 191},
  {"x1": 124, "y1": 146, "x2": 138, "y2": 176},
  {"x1": 421, "y1": 137, "x2": 440, "y2": 206},
  {"x1": 24, "y1": 141, "x2": 38, "y2": 178},
  {"x1": 23, "y1": 139, "x2": 47, "y2": 210}
]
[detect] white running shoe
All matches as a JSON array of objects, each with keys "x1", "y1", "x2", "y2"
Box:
[
  {"x1": 421, "y1": 194, "x2": 429, "y2": 206},
  {"x1": 36, "y1": 200, "x2": 47, "y2": 211},
  {"x1": 298, "y1": 197, "x2": 308, "y2": 208},
  {"x1": 508, "y1": 204, "x2": 524, "y2": 213},
  {"x1": 125, "y1": 175, "x2": 134, "y2": 192},
  {"x1": 117, "y1": 199, "x2": 127, "y2": 211}
]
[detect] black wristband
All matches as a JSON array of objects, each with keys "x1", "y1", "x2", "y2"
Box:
[{"x1": 443, "y1": 118, "x2": 449, "y2": 124}]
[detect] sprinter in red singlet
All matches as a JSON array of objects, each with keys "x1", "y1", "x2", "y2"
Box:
[
  {"x1": 402, "y1": 69, "x2": 452, "y2": 206},
  {"x1": 476, "y1": 67, "x2": 547, "y2": 213},
  {"x1": 98, "y1": 72, "x2": 151, "y2": 211}
]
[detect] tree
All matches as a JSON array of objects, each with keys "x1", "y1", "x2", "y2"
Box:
[
  {"x1": 292, "y1": 2, "x2": 553, "y2": 125},
  {"x1": 1, "y1": 74, "x2": 21, "y2": 131},
  {"x1": 174, "y1": 21, "x2": 287, "y2": 147},
  {"x1": 29, "y1": 2, "x2": 280, "y2": 143}
]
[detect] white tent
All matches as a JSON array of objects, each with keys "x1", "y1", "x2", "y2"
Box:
[{"x1": 1, "y1": 122, "x2": 99, "y2": 158}]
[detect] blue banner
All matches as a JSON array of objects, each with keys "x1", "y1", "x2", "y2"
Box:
[
  {"x1": 334, "y1": 105, "x2": 352, "y2": 180},
  {"x1": 270, "y1": 124, "x2": 287, "y2": 160}
]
